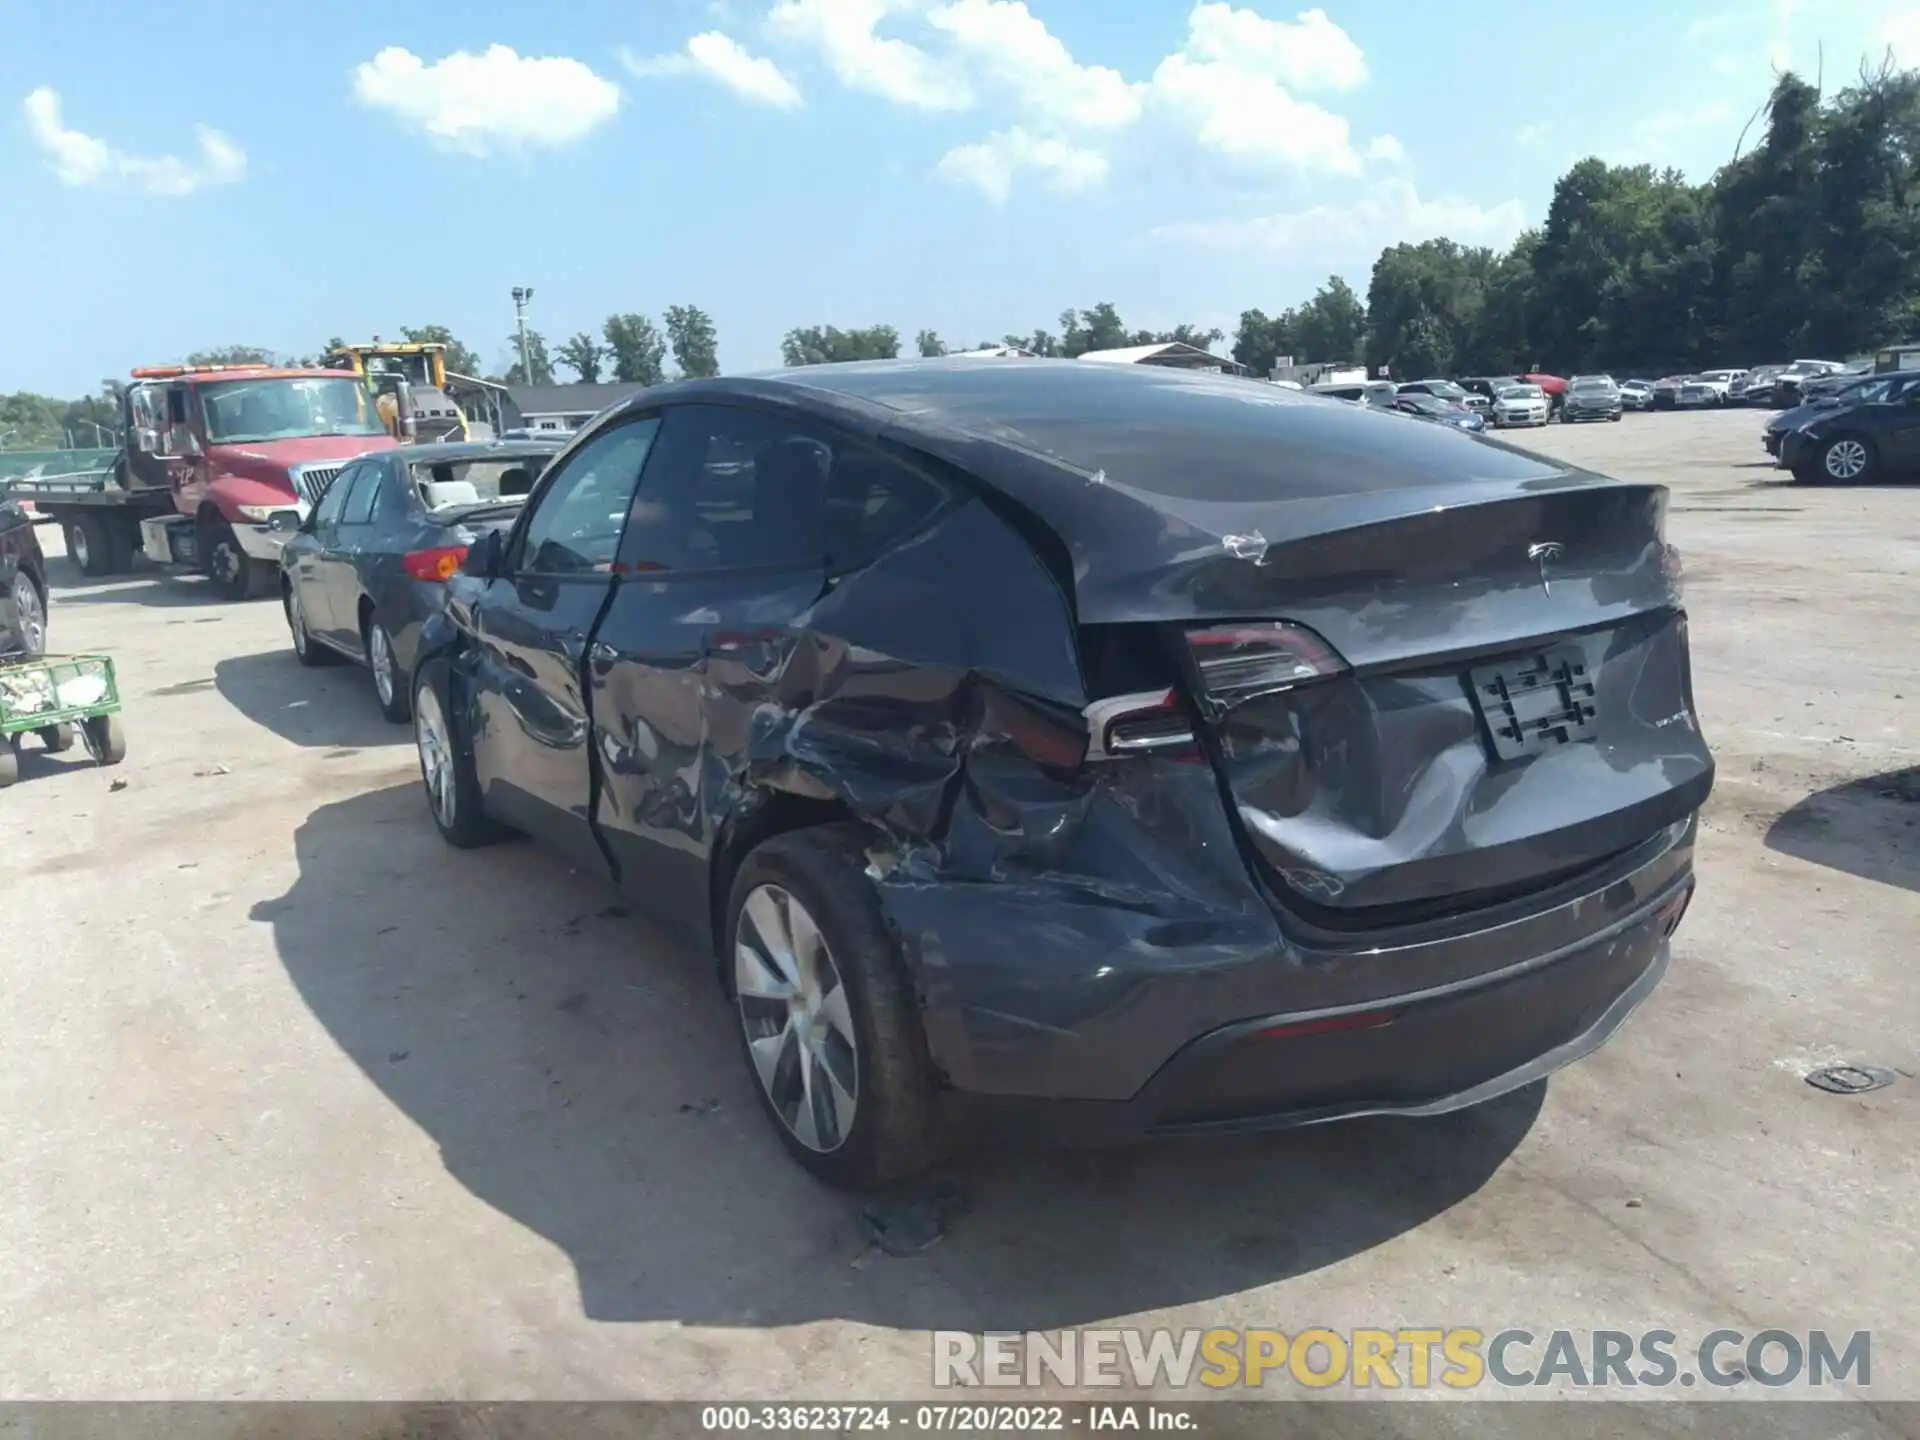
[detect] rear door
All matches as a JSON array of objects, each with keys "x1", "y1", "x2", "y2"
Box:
[
  {"x1": 466, "y1": 415, "x2": 660, "y2": 862},
  {"x1": 585, "y1": 403, "x2": 837, "y2": 931}
]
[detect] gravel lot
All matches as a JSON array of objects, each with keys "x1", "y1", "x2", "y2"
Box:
[{"x1": 0, "y1": 409, "x2": 1913, "y2": 1415}]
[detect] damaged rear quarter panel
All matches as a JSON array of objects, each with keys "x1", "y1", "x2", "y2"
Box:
[{"x1": 584, "y1": 487, "x2": 1291, "y2": 1100}]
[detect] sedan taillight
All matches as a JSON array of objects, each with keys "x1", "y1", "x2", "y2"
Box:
[{"x1": 403, "y1": 545, "x2": 469, "y2": 582}]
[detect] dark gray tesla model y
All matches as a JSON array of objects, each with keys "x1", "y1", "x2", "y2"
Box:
[{"x1": 407, "y1": 358, "x2": 1714, "y2": 1187}]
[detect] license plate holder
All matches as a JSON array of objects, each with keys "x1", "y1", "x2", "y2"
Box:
[{"x1": 1470, "y1": 645, "x2": 1599, "y2": 761}]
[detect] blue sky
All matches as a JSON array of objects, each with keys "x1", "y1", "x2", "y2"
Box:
[{"x1": 5, "y1": 0, "x2": 1917, "y2": 395}]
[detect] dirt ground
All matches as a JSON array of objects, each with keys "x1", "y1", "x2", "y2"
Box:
[{"x1": 0, "y1": 409, "x2": 1913, "y2": 1415}]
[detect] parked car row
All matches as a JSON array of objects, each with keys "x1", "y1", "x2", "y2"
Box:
[
  {"x1": 245, "y1": 360, "x2": 1722, "y2": 1186},
  {"x1": 1645, "y1": 359, "x2": 1873, "y2": 411}
]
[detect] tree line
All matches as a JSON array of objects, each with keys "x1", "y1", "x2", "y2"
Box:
[{"x1": 9, "y1": 61, "x2": 1918, "y2": 450}]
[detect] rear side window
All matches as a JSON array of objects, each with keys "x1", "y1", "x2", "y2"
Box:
[{"x1": 621, "y1": 406, "x2": 950, "y2": 574}]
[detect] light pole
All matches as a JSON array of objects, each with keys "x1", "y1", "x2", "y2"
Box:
[{"x1": 511, "y1": 286, "x2": 535, "y2": 383}]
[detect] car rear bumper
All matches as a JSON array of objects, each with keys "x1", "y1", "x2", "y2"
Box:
[
  {"x1": 960, "y1": 889, "x2": 1684, "y2": 1145},
  {"x1": 889, "y1": 812, "x2": 1701, "y2": 1138}
]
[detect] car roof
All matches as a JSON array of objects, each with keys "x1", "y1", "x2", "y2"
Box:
[{"x1": 585, "y1": 358, "x2": 1625, "y2": 626}]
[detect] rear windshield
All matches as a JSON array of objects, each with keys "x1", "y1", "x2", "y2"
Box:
[
  {"x1": 796, "y1": 364, "x2": 1565, "y2": 503},
  {"x1": 409, "y1": 454, "x2": 552, "y2": 509}
]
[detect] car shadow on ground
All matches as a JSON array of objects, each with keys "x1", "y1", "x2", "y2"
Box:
[
  {"x1": 214, "y1": 649, "x2": 406, "y2": 749},
  {"x1": 1766, "y1": 766, "x2": 1920, "y2": 894},
  {"x1": 259, "y1": 782, "x2": 1543, "y2": 1332}
]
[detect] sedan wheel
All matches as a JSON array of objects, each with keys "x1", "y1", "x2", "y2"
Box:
[
  {"x1": 9, "y1": 574, "x2": 45, "y2": 656},
  {"x1": 410, "y1": 662, "x2": 503, "y2": 849},
  {"x1": 735, "y1": 884, "x2": 860, "y2": 1154},
  {"x1": 1821, "y1": 436, "x2": 1871, "y2": 482},
  {"x1": 414, "y1": 684, "x2": 459, "y2": 832}
]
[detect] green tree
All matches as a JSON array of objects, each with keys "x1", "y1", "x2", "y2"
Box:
[
  {"x1": 503, "y1": 330, "x2": 555, "y2": 386},
  {"x1": 556, "y1": 332, "x2": 607, "y2": 384},
  {"x1": 602, "y1": 313, "x2": 668, "y2": 384},
  {"x1": 1232, "y1": 307, "x2": 1298, "y2": 376},
  {"x1": 186, "y1": 345, "x2": 274, "y2": 367},
  {"x1": 1058, "y1": 302, "x2": 1130, "y2": 357},
  {"x1": 400, "y1": 325, "x2": 484, "y2": 378},
  {"x1": 780, "y1": 325, "x2": 900, "y2": 365},
  {"x1": 663, "y1": 305, "x2": 720, "y2": 378},
  {"x1": 1292, "y1": 277, "x2": 1368, "y2": 363},
  {"x1": 916, "y1": 329, "x2": 948, "y2": 357}
]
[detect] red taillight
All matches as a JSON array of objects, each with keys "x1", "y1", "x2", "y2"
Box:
[
  {"x1": 1082, "y1": 688, "x2": 1198, "y2": 763},
  {"x1": 403, "y1": 545, "x2": 468, "y2": 582},
  {"x1": 1257, "y1": 1007, "x2": 1400, "y2": 1040},
  {"x1": 1184, "y1": 621, "x2": 1347, "y2": 713}
]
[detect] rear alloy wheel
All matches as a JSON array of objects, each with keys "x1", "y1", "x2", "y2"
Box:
[
  {"x1": 412, "y1": 660, "x2": 503, "y2": 849},
  {"x1": 7, "y1": 573, "x2": 45, "y2": 656},
  {"x1": 727, "y1": 824, "x2": 946, "y2": 1188},
  {"x1": 368, "y1": 617, "x2": 411, "y2": 724},
  {"x1": 1818, "y1": 435, "x2": 1873, "y2": 483}
]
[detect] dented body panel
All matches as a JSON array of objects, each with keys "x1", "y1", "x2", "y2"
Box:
[{"x1": 426, "y1": 359, "x2": 1714, "y2": 1137}]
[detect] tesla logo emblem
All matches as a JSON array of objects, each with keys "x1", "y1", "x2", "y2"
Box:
[{"x1": 1528, "y1": 541, "x2": 1564, "y2": 596}]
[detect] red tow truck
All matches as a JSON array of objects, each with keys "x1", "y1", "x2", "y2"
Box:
[{"x1": 3, "y1": 363, "x2": 398, "y2": 600}]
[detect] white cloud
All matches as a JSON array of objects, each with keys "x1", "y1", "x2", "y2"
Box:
[
  {"x1": 765, "y1": 0, "x2": 971, "y2": 110},
  {"x1": 925, "y1": 0, "x2": 1142, "y2": 129},
  {"x1": 1882, "y1": 8, "x2": 1920, "y2": 65},
  {"x1": 1364, "y1": 133, "x2": 1406, "y2": 165},
  {"x1": 350, "y1": 45, "x2": 620, "y2": 155},
  {"x1": 1150, "y1": 51, "x2": 1361, "y2": 174},
  {"x1": 935, "y1": 127, "x2": 1107, "y2": 204},
  {"x1": 622, "y1": 32, "x2": 803, "y2": 107},
  {"x1": 1178, "y1": 3, "x2": 1366, "y2": 91},
  {"x1": 1145, "y1": 4, "x2": 1379, "y2": 174},
  {"x1": 756, "y1": 0, "x2": 1382, "y2": 195},
  {"x1": 1149, "y1": 179, "x2": 1527, "y2": 264},
  {"x1": 1604, "y1": 100, "x2": 1739, "y2": 168},
  {"x1": 22, "y1": 87, "x2": 245, "y2": 196}
]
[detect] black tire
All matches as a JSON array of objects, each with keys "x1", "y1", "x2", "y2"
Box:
[
  {"x1": 106, "y1": 516, "x2": 139, "y2": 574},
  {"x1": 725, "y1": 823, "x2": 947, "y2": 1188},
  {"x1": 5, "y1": 571, "x2": 46, "y2": 656},
  {"x1": 283, "y1": 581, "x2": 337, "y2": 667},
  {"x1": 1814, "y1": 434, "x2": 1876, "y2": 485},
  {"x1": 205, "y1": 520, "x2": 272, "y2": 601},
  {"x1": 81, "y1": 713, "x2": 126, "y2": 766},
  {"x1": 412, "y1": 657, "x2": 505, "y2": 849},
  {"x1": 0, "y1": 739, "x2": 16, "y2": 788},
  {"x1": 66, "y1": 512, "x2": 114, "y2": 578},
  {"x1": 1611, "y1": 411, "x2": 1622, "y2": 421},
  {"x1": 37, "y1": 723, "x2": 74, "y2": 753},
  {"x1": 366, "y1": 612, "x2": 411, "y2": 724}
]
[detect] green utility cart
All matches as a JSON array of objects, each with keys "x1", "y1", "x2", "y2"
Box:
[{"x1": 0, "y1": 652, "x2": 127, "y2": 787}]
